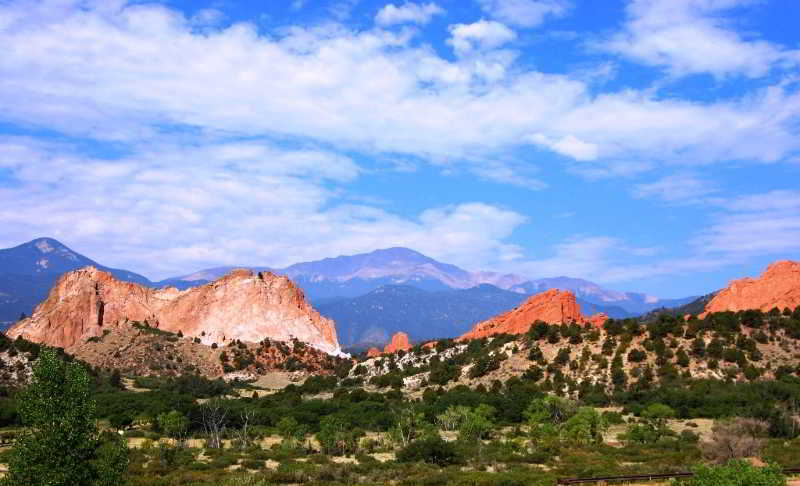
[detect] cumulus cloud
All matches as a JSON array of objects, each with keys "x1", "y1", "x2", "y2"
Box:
[
  {"x1": 447, "y1": 19, "x2": 516, "y2": 55},
  {"x1": 375, "y1": 2, "x2": 444, "y2": 26},
  {"x1": 604, "y1": 0, "x2": 800, "y2": 78},
  {"x1": 478, "y1": 0, "x2": 571, "y2": 28},
  {"x1": 0, "y1": 1, "x2": 796, "y2": 170}
]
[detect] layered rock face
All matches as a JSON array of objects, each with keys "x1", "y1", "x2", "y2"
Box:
[
  {"x1": 7, "y1": 266, "x2": 341, "y2": 355},
  {"x1": 702, "y1": 260, "x2": 800, "y2": 316},
  {"x1": 384, "y1": 331, "x2": 411, "y2": 353},
  {"x1": 460, "y1": 289, "x2": 603, "y2": 340},
  {"x1": 366, "y1": 347, "x2": 382, "y2": 358}
]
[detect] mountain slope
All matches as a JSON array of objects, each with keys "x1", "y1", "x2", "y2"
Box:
[
  {"x1": 317, "y1": 284, "x2": 630, "y2": 347},
  {"x1": 0, "y1": 238, "x2": 151, "y2": 326}
]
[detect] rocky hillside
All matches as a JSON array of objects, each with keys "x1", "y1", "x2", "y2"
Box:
[
  {"x1": 72, "y1": 321, "x2": 344, "y2": 378},
  {"x1": 460, "y1": 289, "x2": 607, "y2": 340},
  {"x1": 701, "y1": 260, "x2": 800, "y2": 316},
  {"x1": 7, "y1": 266, "x2": 342, "y2": 355},
  {"x1": 352, "y1": 306, "x2": 800, "y2": 396}
]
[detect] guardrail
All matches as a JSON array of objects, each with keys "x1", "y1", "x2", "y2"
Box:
[{"x1": 557, "y1": 468, "x2": 800, "y2": 485}]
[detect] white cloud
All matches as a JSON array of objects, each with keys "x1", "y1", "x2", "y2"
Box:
[
  {"x1": 0, "y1": 1, "x2": 795, "y2": 175},
  {"x1": 375, "y1": 2, "x2": 444, "y2": 26},
  {"x1": 447, "y1": 20, "x2": 516, "y2": 55},
  {"x1": 0, "y1": 137, "x2": 527, "y2": 278},
  {"x1": 528, "y1": 133, "x2": 598, "y2": 160},
  {"x1": 478, "y1": 0, "x2": 571, "y2": 28},
  {"x1": 604, "y1": 0, "x2": 800, "y2": 78}
]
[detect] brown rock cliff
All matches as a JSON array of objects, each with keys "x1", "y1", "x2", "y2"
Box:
[
  {"x1": 384, "y1": 331, "x2": 411, "y2": 353},
  {"x1": 701, "y1": 260, "x2": 800, "y2": 317},
  {"x1": 7, "y1": 266, "x2": 342, "y2": 355},
  {"x1": 460, "y1": 289, "x2": 604, "y2": 340}
]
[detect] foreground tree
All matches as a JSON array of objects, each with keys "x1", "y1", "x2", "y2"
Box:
[{"x1": 3, "y1": 349, "x2": 128, "y2": 486}]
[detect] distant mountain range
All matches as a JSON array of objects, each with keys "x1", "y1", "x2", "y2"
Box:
[
  {"x1": 0, "y1": 238, "x2": 149, "y2": 325},
  {"x1": 317, "y1": 284, "x2": 634, "y2": 347},
  {"x1": 0, "y1": 238, "x2": 695, "y2": 333},
  {"x1": 160, "y1": 246, "x2": 695, "y2": 313}
]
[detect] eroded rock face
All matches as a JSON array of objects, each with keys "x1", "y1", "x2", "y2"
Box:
[
  {"x1": 702, "y1": 260, "x2": 800, "y2": 316},
  {"x1": 460, "y1": 289, "x2": 604, "y2": 340},
  {"x1": 366, "y1": 347, "x2": 381, "y2": 358},
  {"x1": 7, "y1": 266, "x2": 341, "y2": 355},
  {"x1": 587, "y1": 313, "x2": 609, "y2": 328},
  {"x1": 384, "y1": 331, "x2": 411, "y2": 353}
]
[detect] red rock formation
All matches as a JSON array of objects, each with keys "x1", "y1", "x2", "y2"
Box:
[
  {"x1": 7, "y1": 266, "x2": 342, "y2": 355},
  {"x1": 460, "y1": 289, "x2": 604, "y2": 340},
  {"x1": 587, "y1": 313, "x2": 609, "y2": 328},
  {"x1": 384, "y1": 331, "x2": 411, "y2": 353},
  {"x1": 701, "y1": 260, "x2": 800, "y2": 317},
  {"x1": 366, "y1": 347, "x2": 381, "y2": 358},
  {"x1": 422, "y1": 341, "x2": 437, "y2": 350}
]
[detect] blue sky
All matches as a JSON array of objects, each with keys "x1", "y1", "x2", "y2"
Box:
[{"x1": 0, "y1": 0, "x2": 799, "y2": 298}]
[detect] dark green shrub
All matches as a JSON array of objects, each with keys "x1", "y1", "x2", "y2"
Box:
[{"x1": 397, "y1": 436, "x2": 462, "y2": 466}]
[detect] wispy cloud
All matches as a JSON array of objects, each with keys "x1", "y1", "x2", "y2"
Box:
[
  {"x1": 632, "y1": 172, "x2": 719, "y2": 204},
  {"x1": 693, "y1": 190, "x2": 800, "y2": 256}
]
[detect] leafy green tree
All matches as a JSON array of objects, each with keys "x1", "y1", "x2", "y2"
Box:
[
  {"x1": 628, "y1": 403, "x2": 675, "y2": 442},
  {"x1": 3, "y1": 349, "x2": 128, "y2": 486},
  {"x1": 157, "y1": 410, "x2": 189, "y2": 443},
  {"x1": 525, "y1": 396, "x2": 576, "y2": 426},
  {"x1": 563, "y1": 407, "x2": 608, "y2": 445},
  {"x1": 458, "y1": 404, "x2": 494, "y2": 441},
  {"x1": 389, "y1": 407, "x2": 428, "y2": 447},
  {"x1": 317, "y1": 415, "x2": 362, "y2": 456},
  {"x1": 276, "y1": 416, "x2": 309, "y2": 450},
  {"x1": 680, "y1": 460, "x2": 785, "y2": 486},
  {"x1": 435, "y1": 405, "x2": 468, "y2": 431}
]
